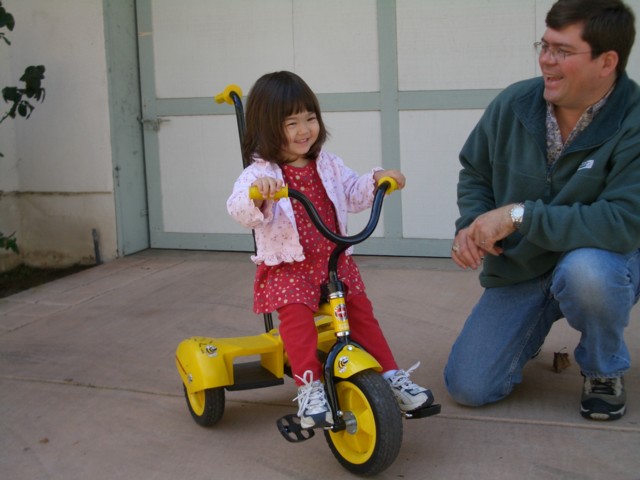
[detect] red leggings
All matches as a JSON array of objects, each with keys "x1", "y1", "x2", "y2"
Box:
[{"x1": 277, "y1": 293, "x2": 398, "y2": 385}]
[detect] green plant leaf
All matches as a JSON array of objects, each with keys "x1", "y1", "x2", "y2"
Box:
[
  {"x1": 0, "y1": 7, "x2": 16, "y2": 31},
  {"x1": 2, "y1": 85, "x2": 19, "y2": 102},
  {"x1": 0, "y1": 232, "x2": 19, "y2": 254},
  {"x1": 17, "y1": 101, "x2": 29, "y2": 117}
]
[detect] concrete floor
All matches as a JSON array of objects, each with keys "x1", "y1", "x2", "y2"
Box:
[{"x1": 1, "y1": 249, "x2": 638, "y2": 479}]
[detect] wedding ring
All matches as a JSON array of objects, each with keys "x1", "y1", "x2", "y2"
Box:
[{"x1": 451, "y1": 244, "x2": 460, "y2": 253}]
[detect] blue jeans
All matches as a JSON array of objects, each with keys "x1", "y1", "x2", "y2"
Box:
[{"x1": 444, "y1": 248, "x2": 640, "y2": 406}]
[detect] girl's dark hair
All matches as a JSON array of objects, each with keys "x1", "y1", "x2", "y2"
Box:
[
  {"x1": 546, "y1": 0, "x2": 635, "y2": 76},
  {"x1": 241, "y1": 71, "x2": 328, "y2": 165}
]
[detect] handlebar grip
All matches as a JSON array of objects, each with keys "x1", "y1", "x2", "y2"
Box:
[
  {"x1": 214, "y1": 84, "x2": 243, "y2": 105},
  {"x1": 376, "y1": 176, "x2": 399, "y2": 195},
  {"x1": 249, "y1": 185, "x2": 289, "y2": 200}
]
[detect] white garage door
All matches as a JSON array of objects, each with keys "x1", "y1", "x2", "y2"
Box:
[{"x1": 135, "y1": 0, "x2": 550, "y2": 257}]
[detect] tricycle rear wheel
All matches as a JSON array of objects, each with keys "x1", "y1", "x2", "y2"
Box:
[
  {"x1": 324, "y1": 370, "x2": 403, "y2": 476},
  {"x1": 183, "y1": 385, "x2": 225, "y2": 427}
]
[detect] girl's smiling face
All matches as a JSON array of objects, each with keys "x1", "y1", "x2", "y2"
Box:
[{"x1": 281, "y1": 110, "x2": 320, "y2": 164}]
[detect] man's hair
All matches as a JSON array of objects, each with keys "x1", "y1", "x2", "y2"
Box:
[
  {"x1": 241, "y1": 71, "x2": 327, "y2": 165},
  {"x1": 546, "y1": 0, "x2": 636, "y2": 75}
]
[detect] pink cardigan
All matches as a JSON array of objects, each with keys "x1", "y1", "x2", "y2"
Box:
[{"x1": 226, "y1": 150, "x2": 382, "y2": 265}]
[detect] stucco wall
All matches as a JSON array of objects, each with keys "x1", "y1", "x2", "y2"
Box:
[{"x1": 0, "y1": 0, "x2": 117, "y2": 269}]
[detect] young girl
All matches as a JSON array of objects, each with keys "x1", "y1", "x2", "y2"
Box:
[{"x1": 227, "y1": 71, "x2": 433, "y2": 429}]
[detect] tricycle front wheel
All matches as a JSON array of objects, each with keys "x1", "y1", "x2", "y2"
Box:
[
  {"x1": 324, "y1": 370, "x2": 403, "y2": 476},
  {"x1": 183, "y1": 385, "x2": 225, "y2": 427}
]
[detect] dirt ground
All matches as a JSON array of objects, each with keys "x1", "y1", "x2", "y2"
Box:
[{"x1": 0, "y1": 264, "x2": 93, "y2": 299}]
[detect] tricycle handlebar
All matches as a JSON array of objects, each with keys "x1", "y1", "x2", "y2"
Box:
[
  {"x1": 249, "y1": 176, "x2": 398, "y2": 252},
  {"x1": 249, "y1": 176, "x2": 398, "y2": 201},
  {"x1": 249, "y1": 184, "x2": 290, "y2": 200}
]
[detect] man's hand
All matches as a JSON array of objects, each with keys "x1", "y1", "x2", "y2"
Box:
[
  {"x1": 451, "y1": 228, "x2": 487, "y2": 270},
  {"x1": 451, "y1": 204, "x2": 517, "y2": 269}
]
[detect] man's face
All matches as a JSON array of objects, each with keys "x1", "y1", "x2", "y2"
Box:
[{"x1": 539, "y1": 23, "x2": 606, "y2": 113}]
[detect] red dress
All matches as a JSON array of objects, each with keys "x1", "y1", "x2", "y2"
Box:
[
  {"x1": 253, "y1": 161, "x2": 364, "y2": 313},
  {"x1": 252, "y1": 160, "x2": 397, "y2": 382}
]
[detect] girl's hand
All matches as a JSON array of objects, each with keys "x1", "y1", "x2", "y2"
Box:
[
  {"x1": 374, "y1": 169, "x2": 406, "y2": 189},
  {"x1": 251, "y1": 177, "x2": 284, "y2": 207}
]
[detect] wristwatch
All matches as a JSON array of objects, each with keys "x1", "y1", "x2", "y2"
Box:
[{"x1": 510, "y1": 203, "x2": 525, "y2": 229}]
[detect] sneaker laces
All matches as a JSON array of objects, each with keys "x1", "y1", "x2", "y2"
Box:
[
  {"x1": 585, "y1": 377, "x2": 622, "y2": 396},
  {"x1": 388, "y1": 361, "x2": 423, "y2": 393},
  {"x1": 293, "y1": 370, "x2": 327, "y2": 417}
]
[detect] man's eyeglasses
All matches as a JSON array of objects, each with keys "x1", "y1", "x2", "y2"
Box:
[{"x1": 533, "y1": 41, "x2": 594, "y2": 62}]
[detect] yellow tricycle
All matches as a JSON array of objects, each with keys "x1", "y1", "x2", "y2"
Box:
[{"x1": 175, "y1": 85, "x2": 440, "y2": 476}]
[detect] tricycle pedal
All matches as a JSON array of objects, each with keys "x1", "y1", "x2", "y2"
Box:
[
  {"x1": 404, "y1": 403, "x2": 441, "y2": 419},
  {"x1": 276, "y1": 414, "x2": 315, "y2": 443}
]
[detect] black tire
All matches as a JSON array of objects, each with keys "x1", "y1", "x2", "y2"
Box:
[
  {"x1": 183, "y1": 385, "x2": 225, "y2": 427},
  {"x1": 324, "y1": 370, "x2": 403, "y2": 476}
]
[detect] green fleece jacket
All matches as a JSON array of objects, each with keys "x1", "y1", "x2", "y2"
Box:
[{"x1": 456, "y1": 72, "x2": 640, "y2": 288}]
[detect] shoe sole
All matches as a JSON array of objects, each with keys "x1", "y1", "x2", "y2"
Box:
[
  {"x1": 398, "y1": 397, "x2": 435, "y2": 413},
  {"x1": 396, "y1": 392, "x2": 435, "y2": 413},
  {"x1": 300, "y1": 420, "x2": 333, "y2": 429},
  {"x1": 580, "y1": 404, "x2": 626, "y2": 421},
  {"x1": 300, "y1": 414, "x2": 333, "y2": 429}
]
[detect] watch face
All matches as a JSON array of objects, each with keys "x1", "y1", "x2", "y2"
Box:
[{"x1": 511, "y1": 205, "x2": 524, "y2": 226}]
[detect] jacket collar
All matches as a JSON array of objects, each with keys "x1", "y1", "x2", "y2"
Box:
[{"x1": 513, "y1": 72, "x2": 632, "y2": 156}]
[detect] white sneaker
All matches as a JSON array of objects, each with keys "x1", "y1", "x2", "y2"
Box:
[
  {"x1": 387, "y1": 362, "x2": 434, "y2": 412},
  {"x1": 293, "y1": 370, "x2": 333, "y2": 429}
]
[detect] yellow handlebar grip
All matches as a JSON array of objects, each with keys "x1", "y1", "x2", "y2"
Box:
[
  {"x1": 249, "y1": 185, "x2": 289, "y2": 200},
  {"x1": 214, "y1": 84, "x2": 243, "y2": 105},
  {"x1": 376, "y1": 176, "x2": 399, "y2": 195}
]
